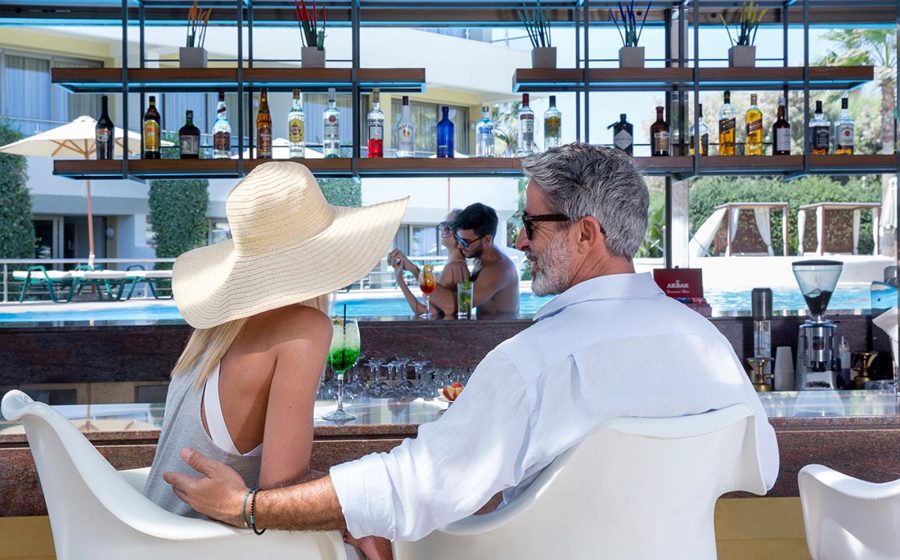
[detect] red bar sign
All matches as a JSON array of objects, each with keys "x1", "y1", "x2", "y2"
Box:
[{"x1": 653, "y1": 268, "x2": 704, "y2": 299}]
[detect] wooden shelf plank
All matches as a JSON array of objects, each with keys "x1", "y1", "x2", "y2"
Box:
[
  {"x1": 511, "y1": 66, "x2": 874, "y2": 92},
  {"x1": 808, "y1": 154, "x2": 897, "y2": 174},
  {"x1": 53, "y1": 158, "x2": 353, "y2": 179},
  {"x1": 52, "y1": 67, "x2": 426, "y2": 93},
  {"x1": 357, "y1": 158, "x2": 522, "y2": 176}
]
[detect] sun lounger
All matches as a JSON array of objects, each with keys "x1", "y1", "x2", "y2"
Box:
[
  {"x1": 123, "y1": 266, "x2": 173, "y2": 300},
  {"x1": 70, "y1": 269, "x2": 138, "y2": 301},
  {"x1": 12, "y1": 266, "x2": 79, "y2": 303}
]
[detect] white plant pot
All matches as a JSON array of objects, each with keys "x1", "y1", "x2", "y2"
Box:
[
  {"x1": 301, "y1": 47, "x2": 326, "y2": 68},
  {"x1": 728, "y1": 45, "x2": 756, "y2": 68},
  {"x1": 531, "y1": 47, "x2": 557, "y2": 69},
  {"x1": 179, "y1": 47, "x2": 208, "y2": 69},
  {"x1": 618, "y1": 46, "x2": 645, "y2": 68}
]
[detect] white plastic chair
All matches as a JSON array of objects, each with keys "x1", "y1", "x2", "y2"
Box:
[
  {"x1": 393, "y1": 404, "x2": 767, "y2": 560},
  {"x1": 1, "y1": 390, "x2": 348, "y2": 560},
  {"x1": 799, "y1": 464, "x2": 900, "y2": 560}
]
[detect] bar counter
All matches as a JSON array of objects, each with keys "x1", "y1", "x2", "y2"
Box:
[{"x1": 1, "y1": 392, "x2": 898, "y2": 517}]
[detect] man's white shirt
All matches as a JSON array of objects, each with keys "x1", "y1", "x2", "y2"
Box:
[{"x1": 330, "y1": 272, "x2": 780, "y2": 541}]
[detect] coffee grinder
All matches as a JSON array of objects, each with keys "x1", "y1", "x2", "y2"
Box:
[{"x1": 793, "y1": 260, "x2": 843, "y2": 390}]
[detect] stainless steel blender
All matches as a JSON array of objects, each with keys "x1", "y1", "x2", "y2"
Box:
[{"x1": 793, "y1": 260, "x2": 843, "y2": 390}]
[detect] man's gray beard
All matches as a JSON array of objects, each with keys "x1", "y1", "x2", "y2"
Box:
[{"x1": 529, "y1": 233, "x2": 572, "y2": 296}]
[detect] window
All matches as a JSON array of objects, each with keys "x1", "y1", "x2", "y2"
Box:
[
  {"x1": 0, "y1": 50, "x2": 101, "y2": 134},
  {"x1": 390, "y1": 98, "x2": 469, "y2": 156},
  {"x1": 393, "y1": 224, "x2": 444, "y2": 258}
]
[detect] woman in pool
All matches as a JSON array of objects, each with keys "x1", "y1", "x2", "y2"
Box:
[
  {"x1": 389, "y1": 209, "x2": 470, "y2": 318},
  {"x1": 142, "y1": 162, "x2": 406, "y2": 558}
]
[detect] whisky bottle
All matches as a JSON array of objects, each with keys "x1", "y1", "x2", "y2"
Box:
[
  {"x1": 256, "y1": 88, "x2": 272, "y2": 159},
  {"x1": 810, "y1": 100, "x2": 830, "y2": 155},
  {"x1": 178, "y1": 110, "x2": 200, "y2": 159},
  {"x1": 718, "y1": 90, "x2": 736, "y2": 156},
  {"x1": 772, "y1": 97, "x2": 791, "y2": 156},
  {"x1": 288, "y1": 89, "x2": 305, "y2": 159},
  {"x1": 689, "y1": 104, "x2": 709, "y2": 156},
  {"x1": 650, "y1": 106, "x2": 669, "y2": 157},
  {"x1": 834, "y1": 93, "x2": 854, "y2": 155},
  {"x1": 212, "y1": 91, "x2": 231, "y2": 159},
  {"x1": 745, "y1": 93, "x2": 763, "y2": 156},
  {"x1": 143, "y1": 95, "x2": 161, "y2": 159}
]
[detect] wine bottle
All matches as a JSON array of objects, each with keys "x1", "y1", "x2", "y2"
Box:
[
  {"x1": 95, "y1": 95, "x2": 114, "y2": 160},
  {"x1": 650, "y1": 106, "x2": 669, "y2": 157}
]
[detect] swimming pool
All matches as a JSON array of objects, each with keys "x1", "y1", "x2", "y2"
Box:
[{"x1": 0, "y1": 285, "x2": 894, "y2": 323}]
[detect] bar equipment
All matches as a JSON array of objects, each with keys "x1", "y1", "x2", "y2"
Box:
[
  {"x1": 793, "y1": 260, "x2": 843, "y2": 390},
  {"x1": 747, "y1": 357, "x2": 773, "y2": 392},
  {"x1": 752, "y1": 288, "x2": 773, "y2": 377},
  {"x1": 851, "y1": 351, "x2": 878, "y2": 389}
]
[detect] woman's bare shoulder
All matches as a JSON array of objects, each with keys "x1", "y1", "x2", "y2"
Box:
[{"x1": 251, "y1": 305, "x2": 332, "y2": 350}]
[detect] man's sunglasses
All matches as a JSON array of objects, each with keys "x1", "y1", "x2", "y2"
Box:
[
  {"x1": 520, "y1": 213, "x2": 603, "y2": 240},
  {"x1": 454, "y1": 232, "x2": 485, "y2": 249}
]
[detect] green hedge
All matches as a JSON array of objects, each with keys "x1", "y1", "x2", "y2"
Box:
[
  {"x1": 148, "y1": 179, "x2": 210, "y2": 269},
  {"x1": 319, "y1": 178, "x2": 362, "y2": 207},
  {"x1": 689, "y1": 175, "x2": 881, "y2": 256},
  {"x1": 0, "y1": 122, "x2": 35, "y2": 261}
]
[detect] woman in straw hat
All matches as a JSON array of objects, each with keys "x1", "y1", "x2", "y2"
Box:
[{"x1": 142, "y1": 162, "x2": 406, "y2": 552}]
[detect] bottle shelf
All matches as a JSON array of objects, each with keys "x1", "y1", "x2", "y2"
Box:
[
  {"x1": 51, "y1": 68, "x2": 427, "y2": 93},
  {"x1": 512, "y1": 66, "x2": 874, "y2": 93},
  {"x1": 54, "y1": 154, "x2": 896, "y2": 181}
]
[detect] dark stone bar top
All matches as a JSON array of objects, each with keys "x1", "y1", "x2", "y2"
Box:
[{"x1": 2, "y1": 392, "x2": 899, "y2": 516}]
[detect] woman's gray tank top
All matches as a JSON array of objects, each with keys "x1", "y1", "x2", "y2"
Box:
[{"x1": 143, "y1": 366, "x2": 262, "y2": 518}]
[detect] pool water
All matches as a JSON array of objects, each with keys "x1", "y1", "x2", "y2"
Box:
[{"x1": 1, "y1": 285, "x2": 895, "y2": 323}]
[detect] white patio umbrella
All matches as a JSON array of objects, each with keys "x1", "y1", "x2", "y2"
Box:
[{"x1": 0, "y1": 115, "x2": 172, "y2": 266}]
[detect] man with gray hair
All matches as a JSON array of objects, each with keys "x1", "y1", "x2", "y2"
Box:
[{"x1": 166, "y1": 144, "x2": 779, "y2": 548}]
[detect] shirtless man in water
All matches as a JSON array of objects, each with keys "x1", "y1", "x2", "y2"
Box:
[{"x1": 426, "y1": 203, "x2": 519, "y2": 319}]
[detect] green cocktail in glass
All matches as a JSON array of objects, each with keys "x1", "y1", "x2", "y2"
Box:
[{"x1": 323, "y1": 318, "x2": 360, "y2": 422}]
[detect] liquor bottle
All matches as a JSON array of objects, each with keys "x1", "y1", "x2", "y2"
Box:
[
  {"x1": 212, "y1": 91, "x2": 231, "y2": 159},
  {"x1": 95, "y1": 95, "x2": 114, "y2": 160},
  {"x1": 436, "y1": 106, "x2": 454, "y2": 158},
  {"x1": 689, "y1": 104, "x2": 709, "y2": 156},
  {"x1": 142, "y1": 95, "x2": 161, "y2": 159},
  {"x1": 772, "y1": 96, "x2": 791, "y2": 156},
  {"x1": 650, "y1": 105, "x2": 669, "y2": 157},
  {"x1": 178, "y1": 110, "x2": 200, "y2": 159},
  {"x1": 257, "y1": 88, "x2": 272, "y2": 159},
  {"x1": 323, "y1": 87, "x2": 341, "y2": 158},
  {"x1": 810, "y1": 100, "x2": 830, "y2": 155},
  {"x1": 517, "y1": 93, "x2": 535, "y2": 156},
  {"x1": 395, "y1": 95, "x2": 415, "y2": 158},
  {"x1": 543, "y1": 95, "x2": 561, "y2": 150},
  {"x1": 608, "y1": 113, "x2": 633, "y2": 156},
  {"x1": 834, "y1": 93, "x2": 854, "y2": 155},
  {"x1": 288, "y1": 88, "x2": 305, "y2": 159},
  {"x1": 475, "y1": 105, "x2": 495, "y2": 157},
  {"x1": 745, "y1": 93, "x2": 763, "y2": 156},
  {"x1": 367, "y1": 88, "x2": 384, "y2": 158},
  {"x1": 718, "y1": 90, "x2": 736, "y2": 156}
]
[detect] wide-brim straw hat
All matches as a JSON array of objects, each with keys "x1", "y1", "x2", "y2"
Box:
[{"x1": 173, "y1": 161, "x2": 408, "y2": 329}]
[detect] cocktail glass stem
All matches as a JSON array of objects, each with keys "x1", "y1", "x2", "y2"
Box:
[
  {"x1": 335, "y1": 373, "x2": 346, "y2": 412},
  {"x1": 423, "y1": 294, "x2": 430, "y2": 318}
]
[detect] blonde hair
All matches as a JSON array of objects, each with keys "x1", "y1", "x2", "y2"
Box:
[{"x1": 173, "y1": 294, "x2": 332, "y2": 390}]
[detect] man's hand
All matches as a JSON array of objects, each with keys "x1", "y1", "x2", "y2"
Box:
[{"x1": 163, "y1": 447, "x2": 248, "y2": 527}]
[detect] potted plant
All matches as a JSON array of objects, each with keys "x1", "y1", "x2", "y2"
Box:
[
  {"x1": 720, "y1": 0, "x2": 767, "y2": 68},
  {"x1": 179, "y1": 0, "x2": 210, "y2": 68},
  {"x1": 611, "y1": 1, "x2": 650, "y2": 68},
  {"x1": 519, "y1": 0, "x2": 555, "y2": 69},
  {"x1": 294, "y1": 0, "x2": 327, "y2": 68}
]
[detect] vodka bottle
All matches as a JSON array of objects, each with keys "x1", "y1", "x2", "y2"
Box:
[
  {"x1": 323, "y1": 87, "x2": 341, "y2": 158},
  {"x1": 436, "y1": 106, "x2": 454, "y2": 158},
  {"x1": 367, "y1": 88, "x2": 384, "y2": 158},
  {"x1": 543, "y1": 95, "x2": 561, "y2": 150},
  {"x1": 517, "y1": 93, "x2": 534, "y2": 156},
  {"x1": 834, "y1": 93, "x2": 854, "y2": 155},
  {"x1": 212, "y1": 91, "x2": 231, "y2": 159},
  {"x1": 396, "y1": 95, "x2": 415, "y2": 158},
  {"x1": 288, "y1": 89, "x2": 305, "y2": 159},
  {"x1": 475, "y1": 105, "x2": 495, "y2": 157}
]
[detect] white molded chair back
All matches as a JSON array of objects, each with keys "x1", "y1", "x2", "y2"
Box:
[
  {"x1": 394, "y1": 404, "x2": 767, "y2": 560},
  {"x1": 799, "y1": 464, "x2": 900, "y2": 560},
  {"x1": 1, "y1": 390, "x2": 348, "y2": 560}
]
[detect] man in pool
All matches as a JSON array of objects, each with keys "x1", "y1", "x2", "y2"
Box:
[{"x1": 165, "y1": 144, "x2": 779, "y2": 551}]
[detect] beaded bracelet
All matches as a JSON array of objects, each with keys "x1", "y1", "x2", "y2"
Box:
[
  {"x1": 249, "y1": 488, "x2": 266, "y2": 535},
  {"x1": 241, "y1": 487, "x2": 255, "y2": 528}
]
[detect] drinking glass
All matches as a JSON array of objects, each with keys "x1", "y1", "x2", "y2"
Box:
[
  {"x1": 457, "y1": 280, "x2": 474, "y2": 319},
  {"x1": 419, "y1": 264, "x2": 436, "y2": 319},
  {"x1": 323, "y1": 318, "x2": 360, "y2": 422}
]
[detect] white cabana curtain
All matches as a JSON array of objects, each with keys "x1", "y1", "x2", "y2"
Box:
[
  {"x1": 729, "y1": 208, "x2": 740, "y2": 243},
  {"x1": 689, "y1": 207, "x2": 727, "y2": 257},
  {"x1": 852, "y1": 209, "x2": 861, "y2": 255},
  {"x1": 753, "y1": 207, "x2": 774, "y2": 256},
  {"x1": 798, "y1": 210, "x2": 807, "y2": 255}
]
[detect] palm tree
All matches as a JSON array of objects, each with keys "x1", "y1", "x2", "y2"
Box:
[{"x1": 816, "y1": 29, "x2": 897, "y2": 154}]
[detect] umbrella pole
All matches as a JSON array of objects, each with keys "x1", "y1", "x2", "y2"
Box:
[{"x1": 85, "y1": 179, "x2": 95, "y2": 269}]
